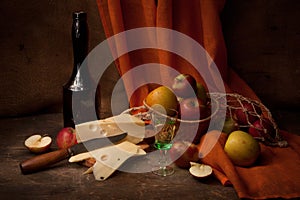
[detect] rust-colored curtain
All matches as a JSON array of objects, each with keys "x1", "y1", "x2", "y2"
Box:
[
  {"x1": 96, "y1": 1, "x2": 300, "y2": 199},
  {"x1": 97, "y1": 0, "x2": 258, "y2": 107}
]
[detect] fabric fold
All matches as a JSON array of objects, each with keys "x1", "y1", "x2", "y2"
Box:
[
  {"x1": 96, "y1": 0, "x2": 300, "y2": 199},
  {"x1": 200, "y1": 131, "x2": 300, "y2": 199}
]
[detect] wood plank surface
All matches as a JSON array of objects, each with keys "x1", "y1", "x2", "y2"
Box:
[{"x1": 0, "y1": 113, "x2": 239, "y2": 200}]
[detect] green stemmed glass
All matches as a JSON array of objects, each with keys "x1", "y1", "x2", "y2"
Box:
[{"x1": 151, "y1": 110, "x2": 178, "y2": 176}]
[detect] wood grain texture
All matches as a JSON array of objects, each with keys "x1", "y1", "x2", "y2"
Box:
[
  {"x1": 0, "y1": 113, "x2": 239, "y2": 200},
  {"x1": 0, "y1": 112, "x2": 299, "y2": 199}
]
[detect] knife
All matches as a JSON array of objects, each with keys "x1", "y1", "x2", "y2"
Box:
[{"x1": 19, "y1": 132, "x2": 127, "y2": 174}]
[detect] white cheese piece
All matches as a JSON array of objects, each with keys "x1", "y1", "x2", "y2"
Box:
[
  {"x1": 89, "y1": 141, "x2": 146, "y2": 181},
  {"x1": 75, "y1": 113, "x2": 145, "y2": 143}
]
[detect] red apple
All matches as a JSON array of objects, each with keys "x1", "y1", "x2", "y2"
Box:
[
  {"x1": 171, "y1": 74, "x2": 197, "y2": 98},
  {"x1": 234, "y1": 101, "x2": 262, "y2": 125},
  {"x1": 143, "y1": 124, "x2": 155, "y2": 145},
  {"x1": 179, "y1": 97, "x2": 209, "y2": 120},
  {"x1": 169, "y1": 141, "x2": 199, "y2": 169},
  {"x1": 248, "y1": 118, "x2": 276, "y2": 139},
  {"x1": 56, "y1": 127, "x2": 77, "y2": 149}
]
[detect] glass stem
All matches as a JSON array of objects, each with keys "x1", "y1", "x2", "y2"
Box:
[{"x1": 158, "y1": 149, "x2": 168, "y2": 169}]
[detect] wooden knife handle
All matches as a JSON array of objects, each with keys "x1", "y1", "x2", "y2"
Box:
[{"x1": 20, "y1": 149, "x2": 70, "y2": 174}]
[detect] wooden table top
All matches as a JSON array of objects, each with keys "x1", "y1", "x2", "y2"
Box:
[{"x1": 0, "y1": 113, "x2": 240, "y2": 199}]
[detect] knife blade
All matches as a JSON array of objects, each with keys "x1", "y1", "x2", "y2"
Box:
[{"x1": 19, "y1": 132, "x2": 127, "y2": 174}]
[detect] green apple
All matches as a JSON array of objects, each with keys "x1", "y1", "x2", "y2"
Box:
[
  {"x1": 222, "y1": 117, "x2": 239, "y2": 134},
  {"x1": 224, "y1": 130, "x2": 260, "y2": 167},
  {"x1": 145, "y1": 86, "x2": 179, "y2": 116},
  {"x1": 196, "y1": 82, "x2": 208, "y2": 104}
]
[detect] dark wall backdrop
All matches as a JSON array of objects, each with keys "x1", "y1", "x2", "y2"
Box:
[
  {"x1": 0, "y1": 0, "x2": 299, "y2": 117},
  {"x1": 222, "y1": 0, "x2": 300, "y2": 110}
]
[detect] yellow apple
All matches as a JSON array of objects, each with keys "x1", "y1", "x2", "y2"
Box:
[
  {"x1": 224, "y1": 130, "x2": 260, "y2": 167},
  {"x1": 145, "y1": 86, "x2": 179, "y2": 116}
]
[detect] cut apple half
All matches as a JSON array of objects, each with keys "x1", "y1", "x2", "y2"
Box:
[
  {"x1": 24, "y1": 134, "x2": 52, "y2": 154},
  {"x1": 189, "y1": 162, "x2": 212, "y2": 179}
]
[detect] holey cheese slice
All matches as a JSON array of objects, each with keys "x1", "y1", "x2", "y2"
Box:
[
  {"x1": 69, "y1": 141, "x2": 146, "y2": 181},
  {"x1": 75, "y1": 114, "x2": 145, "y2": 144}
]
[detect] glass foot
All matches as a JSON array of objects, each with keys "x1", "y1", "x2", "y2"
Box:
[{"x1": 152, "y1": 166, "x2": 174, "y2": 176}]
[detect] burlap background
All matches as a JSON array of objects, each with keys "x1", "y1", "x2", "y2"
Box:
[{"x1": 0, "y1": 0, "x2": 299, "y2": 117}]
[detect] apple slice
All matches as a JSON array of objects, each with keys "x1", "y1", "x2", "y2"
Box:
[
  {"x1": 189, "y1": 162, "x2": 212, "y2": 179},
  {"x1": 24, "y1": 134, "x2": 52, "y2": 154}
]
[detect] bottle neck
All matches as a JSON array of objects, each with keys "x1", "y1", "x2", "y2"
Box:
[
  {"x1": 67, "y1": 12, "x2": 90, "y2": 91},
  {"x1": 72, "y1": 17, "x2": 88, "y2": 70}
]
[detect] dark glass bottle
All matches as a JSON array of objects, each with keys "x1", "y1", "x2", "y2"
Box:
[{"x1": 63, "y1": 11, "x2": 99, "y2": 128}]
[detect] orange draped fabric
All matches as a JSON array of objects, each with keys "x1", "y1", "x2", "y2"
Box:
[
  {"x1": 96, "y1": 0, "x2": 300, "y2": 199},
  {"x1": 97, "y1": 0, "x2": 260, "y2": 104},
  {"x1": 97, "y1": 0, "x2": 248, "y2": 106}
]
